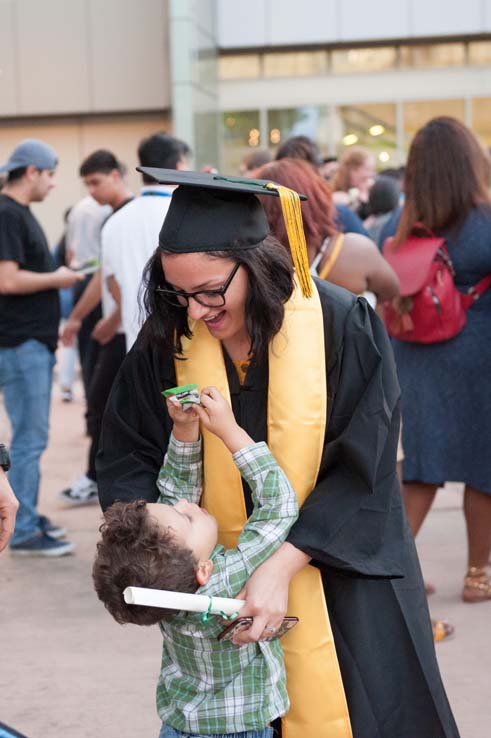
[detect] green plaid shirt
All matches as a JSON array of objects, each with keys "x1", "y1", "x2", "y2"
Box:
[{"x1": 155, "y1": 435, "x2": 298, "y2": 734}]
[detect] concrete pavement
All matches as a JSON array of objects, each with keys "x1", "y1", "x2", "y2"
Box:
[{"x1": 0, "y1": 383, "x2": 489, "y2": 738}]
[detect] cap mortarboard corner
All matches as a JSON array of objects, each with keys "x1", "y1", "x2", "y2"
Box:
[{"x1": 138, "y1": 167, "x2": 312, "y2": 298}]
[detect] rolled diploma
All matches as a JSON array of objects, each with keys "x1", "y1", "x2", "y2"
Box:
[{"x1": 123, "y1": 586, "x2": 245, "y2": 617}]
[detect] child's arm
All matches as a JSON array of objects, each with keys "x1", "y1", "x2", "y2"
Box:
[
  {"x1": 231, "y1": 442, "x2": 298, "y2": 571},
  {"x1": 156, "y1": 399, "x2": 202, "y2": 505},
  {"x1": 195, "y1": 386, "x2": 298, "y2": 574},
  {"x1": 200, "y1": 442, "x2": 299, "y2": 599}
]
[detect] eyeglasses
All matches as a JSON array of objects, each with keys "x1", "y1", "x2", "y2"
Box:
[{"x1": 156, "y1": 262, "x2": 241, "y2": 308}]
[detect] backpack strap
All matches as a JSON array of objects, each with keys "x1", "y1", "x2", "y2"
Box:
[
  {"x1": 318, "y1": 234, "x2": 345, "y2": 280},
  {"x1": 461, "y1": 274, "x2": 491, "y2": 309}
]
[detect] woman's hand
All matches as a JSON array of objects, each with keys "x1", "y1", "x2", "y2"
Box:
[{"x1": 231, "y1": 542, "x2": 311, "y2": 645}]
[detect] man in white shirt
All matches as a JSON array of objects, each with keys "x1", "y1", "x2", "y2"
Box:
[
  {"x1": 103, "y1": 133, "x2": 190, "y2": 351},
  {"x1": 60, "y1": 150, "x2": 133, "y2": 505}
]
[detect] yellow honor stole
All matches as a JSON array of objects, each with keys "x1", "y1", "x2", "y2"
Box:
[{"x1": 175, "y1": 281, "x2": 352, "y2": 738}]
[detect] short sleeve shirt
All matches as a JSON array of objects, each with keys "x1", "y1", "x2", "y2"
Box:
[
  {"x1": 0, "y1": 194, "x2": 60, "y2": 351},
  {"x1": 101, "y1": 186, "x2": 173, "y2": 350}
]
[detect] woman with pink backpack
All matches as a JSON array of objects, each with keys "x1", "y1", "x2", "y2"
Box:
[{"x1": 383, "y1": 116, "x2": 491, "y2": 604}]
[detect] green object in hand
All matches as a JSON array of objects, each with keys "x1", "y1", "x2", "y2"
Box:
[{"x1": 162, "y1": 384, "x2": 200, "y2": 407}]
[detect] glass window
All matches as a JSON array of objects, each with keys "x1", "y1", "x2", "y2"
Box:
[
  {"x1": 472, "y1": 98, "x2": 491, "y2": 147},
  {"x1": 335, "y1": 103, "x2": 398, "y2": 166},
  {"x1": 400, "y1": 43, "x2": 465, "y2": 69},
  {"x1": 469, "y1": 41, "x2": 491, "y2": 66},
  {"x1": 267, "y1": 106, "x2": 330, "y2": 153},
  {"x1": 331, "y1": 47, "x2": 397, "y2": 74},
  {"x1": 263, "y1": 51, "x2": 327, "y2": 78},
  {"x1": 218, "y1": 54, "x2": 261, "y2": 80},
  {"x1": 403, "y1": 99, "x2": 465, "y2": 146},
  {"x1": 221, "y1": 110, "x2": 261, "y2": 174},
  {"x1": 194, "y1": 112, "x2": 219, "y2": 171}
]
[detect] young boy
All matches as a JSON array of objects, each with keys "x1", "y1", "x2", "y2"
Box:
[{"x1": 93, "y1": 386, "x2": 298, "y2": 738}]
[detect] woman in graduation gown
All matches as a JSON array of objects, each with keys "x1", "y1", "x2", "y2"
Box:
[{"x1": 96, "y1": 169, "x2": 459, "y2": 738}]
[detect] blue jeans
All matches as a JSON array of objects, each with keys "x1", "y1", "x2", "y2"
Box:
[
  {"x1": 159, "y1": 726, "x2": 273, "y2": 738},
  {"x1": 0, "y1": 340, "x2": 55, "y2": 544}
]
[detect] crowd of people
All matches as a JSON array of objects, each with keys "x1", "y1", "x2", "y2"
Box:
[{"x1": 1, "y1": 115, "x2": 490, "y2": 738}]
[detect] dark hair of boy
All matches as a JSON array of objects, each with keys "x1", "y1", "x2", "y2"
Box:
[
  {"x1": 79, "y1": 150, "x2": 123, "y2": 178},
  {"x1": 92, "y1": 500, "x2": 198, "y2": 626},
  {"x1": 138, "y1": 133, "x2": 191, "y2": 183}
]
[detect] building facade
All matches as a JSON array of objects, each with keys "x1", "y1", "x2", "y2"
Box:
[
  {"x1": 0, "y1": 0, "x2": 171, "y2": 242},
  {"x1": 1, "y1": 0, "x2": 491, "y2": 240},
  {"x1": 216, "y1": 0, "x2": 491, "y2": 172}
]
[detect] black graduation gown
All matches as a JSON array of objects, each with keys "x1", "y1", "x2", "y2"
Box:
[{"x1": 97, "y1": 279, "x2": 460, "y2": 738}]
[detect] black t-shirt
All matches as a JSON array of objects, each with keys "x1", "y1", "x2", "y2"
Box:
[{"x1": 0, "y1": 194, "x2": 60, "y2": 351}]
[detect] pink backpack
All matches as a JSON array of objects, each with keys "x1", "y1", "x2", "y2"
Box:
[{"x1": 383, "y1": 224, "x2": 491, "y2": 344}]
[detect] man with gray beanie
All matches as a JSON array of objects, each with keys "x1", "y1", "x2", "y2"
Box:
[{"x1": 0, "y1": 139, "x2": 82, "y2": 556}]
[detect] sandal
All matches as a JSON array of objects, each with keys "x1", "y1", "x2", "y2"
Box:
[
  {"x1": 432, "y1": 619, "x2": 455, "y2": 643},
  {"x1": 462, "y1": 566, "x2": 491, "y2": 603}
]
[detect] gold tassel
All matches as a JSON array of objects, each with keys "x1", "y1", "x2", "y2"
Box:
[{"x1": 265, "y1": 183, "x2": 313, "y2": 299}]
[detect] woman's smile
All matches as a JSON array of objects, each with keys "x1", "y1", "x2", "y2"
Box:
[{"x1": 203, "y1": 309, "x2": 227, "y2": 332}]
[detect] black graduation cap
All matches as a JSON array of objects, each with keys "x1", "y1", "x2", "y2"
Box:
[{"x1": 137, "y1": 167, "x2": 313, "y2": 298}]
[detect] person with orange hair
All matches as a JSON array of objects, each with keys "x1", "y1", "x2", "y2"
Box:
[{"x1": 258, "y1": 157, "x2": 398, "y2": 306}]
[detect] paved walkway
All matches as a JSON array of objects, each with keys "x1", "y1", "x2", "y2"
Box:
[{"x1": 0, "y1": 385, "x2": 489, "y2": 738}]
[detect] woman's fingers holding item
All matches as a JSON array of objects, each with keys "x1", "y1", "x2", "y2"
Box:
[
  {"x1": 232, "y1": 614, "x2": 269, "y2": 645},
  {"x1": 230, "y1": 597, "x2": 285, "y2": 645},
  {"x1": 232, "y1": 611, "x2": 284, "y2": 645}
]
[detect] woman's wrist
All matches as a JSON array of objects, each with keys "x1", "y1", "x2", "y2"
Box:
[{"x1": 271, "y1": 541, "x2": 311, "y2": 580}]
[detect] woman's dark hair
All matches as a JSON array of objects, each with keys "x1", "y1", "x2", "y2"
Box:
[
  {"x1": 257, "y1": 158, "x2": 337, "y2": 256},
  {"x1": 275, "y1": 135, "x2": 322, "y2": 168},
  {"x1": 394, "y1": 116, "x2": 491, "y2": 246},
  {"x1": 140, "y1": 236, "x2": 294, "y2": 365}
]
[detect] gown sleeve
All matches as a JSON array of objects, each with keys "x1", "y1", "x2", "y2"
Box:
[
  {"x1": 286, "y1": 295, "x2": 405, "y2": 578},
  {"x1": 96, "y1": 338, "x2": 174, "y2": 511}
]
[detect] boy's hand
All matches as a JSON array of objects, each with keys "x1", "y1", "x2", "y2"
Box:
[
  {"x1": 166, "y1": 398, "x2": 199, "y2": 443},
  {"x1": 195, "y1": 387, "x2": 253, "y2": 454}
]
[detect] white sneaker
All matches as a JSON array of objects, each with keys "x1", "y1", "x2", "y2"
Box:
[{"x1": 59, "y1": 474, "x2": 98, "y2": 506}]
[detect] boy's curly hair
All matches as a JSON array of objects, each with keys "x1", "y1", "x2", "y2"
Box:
[{"x1": 92, "y1": 500, "x2": 198, "y2": 626}]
